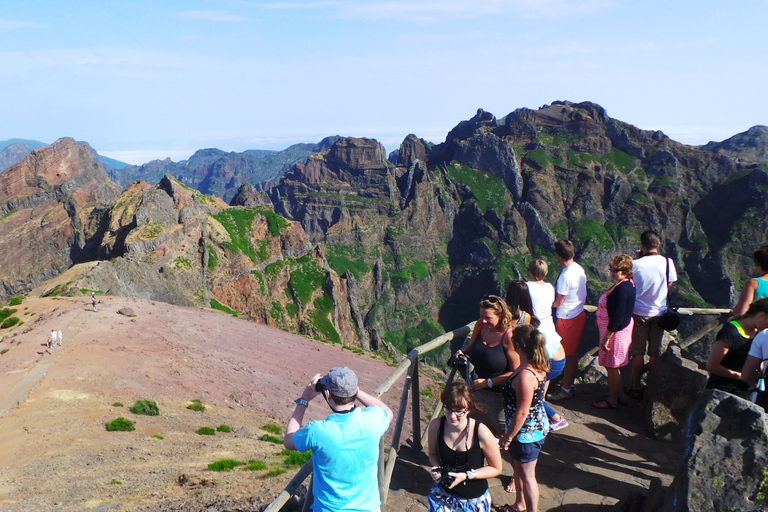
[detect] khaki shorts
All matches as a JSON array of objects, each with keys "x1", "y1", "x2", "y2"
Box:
[{"x1": 629, "y1": 314, "x2": 665, "y2": 358}]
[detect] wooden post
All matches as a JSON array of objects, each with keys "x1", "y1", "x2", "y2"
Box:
[
  {"x1": 411, "y1": 357, "x2": 421, "y2": 451},
  {"x1": 379, "y1": 358, "x2": 415, "y2": 504}
]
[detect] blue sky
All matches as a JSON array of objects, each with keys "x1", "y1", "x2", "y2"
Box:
[{"x1": 1, "y1": 0, "x2": 766, "y2": 165}]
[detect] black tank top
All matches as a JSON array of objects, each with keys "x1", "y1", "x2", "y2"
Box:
[
  {"x1": 466, "y1": 327, "x2": 511, "y2": 383},
  {"x1": 437, "y1": 417, "x2": 488, "y2": 499}
]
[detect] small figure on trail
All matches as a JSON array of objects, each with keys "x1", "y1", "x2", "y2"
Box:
[
  {"x1": 91, "y1": 293, "x2": 97, "y2": 311},
  {"x1": 549, "y1": 240, "x2": 587, "y2": 401},
  {"x1": 46, "y1": 334, "x2": 53, "y2": 354}
]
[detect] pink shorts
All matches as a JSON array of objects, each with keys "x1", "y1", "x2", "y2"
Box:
[{"x1": 556, "y1": 310, "x2": 587, "y2": 356}]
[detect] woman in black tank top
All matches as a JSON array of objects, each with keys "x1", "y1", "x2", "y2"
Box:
[
  {"x1": 427, "y1": 382, "x2": 503, "y2": 511},
  {"x1": 454, "y1": 295, "x2": 526, "y2": 434}
]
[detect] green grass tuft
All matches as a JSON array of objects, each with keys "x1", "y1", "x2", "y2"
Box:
[
  {"x1": 187, "y1": 399, "x2": 205, "y2": 412},
  {"x1": 130, "y1": 400, "x2": 159, "y2": 416},
  {"x1": 210, "y1": 299, "x2": 239, "y2": 317},
  {"x1": 109, "y1": 479, "x2": 122, "y2": 485},
  {"x1": 264, "y1": 468, "x2": 286, "y2": 478},
  {"x1": 281, "y1": 449, "x2": 312, "y2": 467},
  {"x1": 152, "y1": 434, "x2": 164, "y2": 440},
  {"x1": 261, "y1": 423, "x2": 282, "y2": 435},
  {"x1": 112, "y1": 402, "x2": 124, "y2": 407},
  {"x1": 216, "y1": 424, "x2": 231, "y2": 433},
  {"x1": 8, "y1": 297, "x2": 23, "y2": 306},
  {"x1": 208, "y1": 458, "x2": 244, "y2": 471},
  {"x1": 105, "y1": 417, "x2": 135, "y2": 431},
  {"x1": 244, "y1": 459, "x2": 267, "y2": 471},
  {"x1": 196, "y1": 426, "x2": 216, "y2": 436},
  {"x1": 259, "y1": 434, "x2": 283, "y2": 444}
]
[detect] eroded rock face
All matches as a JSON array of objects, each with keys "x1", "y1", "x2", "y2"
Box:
[
  {"x1": 663, "y1": 390, "x2": 768, "y2": 512},
  {"x1": 0, "y1": 138, "x2": 121, "y2": 297},
  {"x1": 644, "y1": 345, "x2": 709, "y2": 442}
]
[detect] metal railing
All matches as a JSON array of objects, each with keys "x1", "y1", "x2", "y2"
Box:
[{"x1": 265, "y1": 306, "x2": 731, "y2": 512}]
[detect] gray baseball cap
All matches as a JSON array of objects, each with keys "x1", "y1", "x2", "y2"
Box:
[{"x1": 319, "y1": 367, "x2": 358, "y2": 398}]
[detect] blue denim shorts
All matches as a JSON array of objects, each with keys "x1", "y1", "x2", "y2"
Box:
[{"x1": 509, "y1": 438, "x2": 544, "y2": 463}]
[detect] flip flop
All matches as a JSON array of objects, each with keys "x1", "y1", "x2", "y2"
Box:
[
  {"x1": 499, "y1": 505, "x2": 526, "y2": 512},
  {"x1": 505, "y1": 479, "x2": 516, "y2": 493},
  {"x1": 592, "y1": 399, "x2": 617, "y2": 409}
]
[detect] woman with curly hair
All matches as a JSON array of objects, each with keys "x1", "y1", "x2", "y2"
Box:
[
  {"x1": 456, "y1": 295, "x2": 528, "y2": 435},
  {"x1": 593, "y1": 254, "x2": 636, "y2": 409}
]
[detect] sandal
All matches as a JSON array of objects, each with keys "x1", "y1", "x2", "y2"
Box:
[
  {"x1": 499, "y1": 505, "x2": 525, "y2": 512},
  {"x1": 505, "y1": 479, "x2": 516, "y2": 493},
  {"x1": 592, "y1": 399, "x2": 617, "y2": 409}
]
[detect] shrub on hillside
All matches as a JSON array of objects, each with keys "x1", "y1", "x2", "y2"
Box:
[
  {"x1": 187, "y1": 399, "x2": 205, "y2": 412},
  {"x1": 130, "y1": 400, "x2": 159, "y2": 416},
  {"x1": 1, "y1": 317, "x2": 20, "y2": 329},
  {"x1": 105, "y1": 417, "x2": 135, "y2": 431},
  {"x1": 208, "y1": 459, "x2": 244, "y2": 471},
  {"x1": 196, "y1": 426, "x2": 215, "y2": 436},
  {"x1": 216, "y1": 424, "x2": 231, "y2": 433}
]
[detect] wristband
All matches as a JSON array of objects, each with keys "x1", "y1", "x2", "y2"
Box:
[
  {"x1": 486, "y1": 378, "x2": 493, "y2": 388},
  {"x1": 295, "y1": 397, "x2": 309, "y2": 407},
  {"x1": 466, "y1": 469, "x2": 476, "y2": 480}
]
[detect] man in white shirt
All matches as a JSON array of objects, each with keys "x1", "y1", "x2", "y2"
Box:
[
  {"x1": 549, "y1": 240, "x2": 587, "y2": 400},
  {"x1": 629, "y1": 231, "x2": 677, "y2": 395}
]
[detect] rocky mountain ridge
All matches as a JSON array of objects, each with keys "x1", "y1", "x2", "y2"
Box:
[
  {"x1": 110, "y1": 137, "x2": 340, "y2": 203},
  {"x1": 1, "y1": 102, "x2": 766, "y2": 361}
]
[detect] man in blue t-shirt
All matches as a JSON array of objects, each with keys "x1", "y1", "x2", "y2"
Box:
[{"x1": 284, "y1": 367, "x2": 392, "y2": 512}]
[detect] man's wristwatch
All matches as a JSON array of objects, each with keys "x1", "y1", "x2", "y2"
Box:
[
  {"x1": 295, "y1": 397, "x2": 309, "y2": 407},
  {"x1": 486, "y1": 378, "x2": 493, "y2": 388},
  {"x1": 466, "y1": 469, "x2": 476, "y2": 480}
]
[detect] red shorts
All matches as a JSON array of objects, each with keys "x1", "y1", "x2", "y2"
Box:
[{"x1": 556, "y1": 310, "x2": 587, "y2": 356}]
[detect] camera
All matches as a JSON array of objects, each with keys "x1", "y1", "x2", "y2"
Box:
[
  {"x1": 447, "y1": 352, "x2": 469, "y2": 369},
  {"x1": 315, "y1": 381, "x2": 326, "y2": 393},
  {"x1": 438, "y1": 468, "x2": 455, "y2": 489}
]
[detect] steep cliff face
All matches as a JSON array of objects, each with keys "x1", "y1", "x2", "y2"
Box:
[{"x1": 0, "y1": 138, "x2": 121, "y2": 296}]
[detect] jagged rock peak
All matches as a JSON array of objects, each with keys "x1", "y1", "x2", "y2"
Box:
[
  {"x1": 326, "y1": 137, "x2": 388, "y2": 171},
  {"x1": 445, "y1": 108, "x2": 499, "y2": 142},
  {"x1": 229, "y1": 181, "x2": 271, "y2": 208},
  {"x1": 396, "y1": 134, "x2": 430, "y2": 170}
]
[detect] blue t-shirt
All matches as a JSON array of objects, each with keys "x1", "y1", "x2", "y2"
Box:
[{"x1": 293, "y1": 405, "x2": 391, "y2": 511}]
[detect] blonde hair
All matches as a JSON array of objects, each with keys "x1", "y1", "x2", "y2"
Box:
[
  {"x1": 528, "y1": 259, "x2": 548, "y2": 281},
  {"x1": 513, "y1": 324, "x2": 550, "y2": 373},
  {"x1": 479, "y1": 295, "x2": 514, "y2": 330}
]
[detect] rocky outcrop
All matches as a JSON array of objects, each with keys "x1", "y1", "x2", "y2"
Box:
[
  {"x1": 643, "y1": 345, "x2": 709, "y2": 442},
  {"x1": 661, "y1": 390, "x2": 768, "y2": 512},
  {"x1": 0, "y1": 138, "x2": 121, "y2": 298}
]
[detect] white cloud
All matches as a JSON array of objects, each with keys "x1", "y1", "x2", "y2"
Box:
[
  {"x1": 0, "y1": 18, "x2": 45, "y2": 29},
  {"x1": 334, "y1": 0, "x2": 614, "y2": 22},
  {"x1": 174, "y1": 11, "x2": 254, "y2": 22}
]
